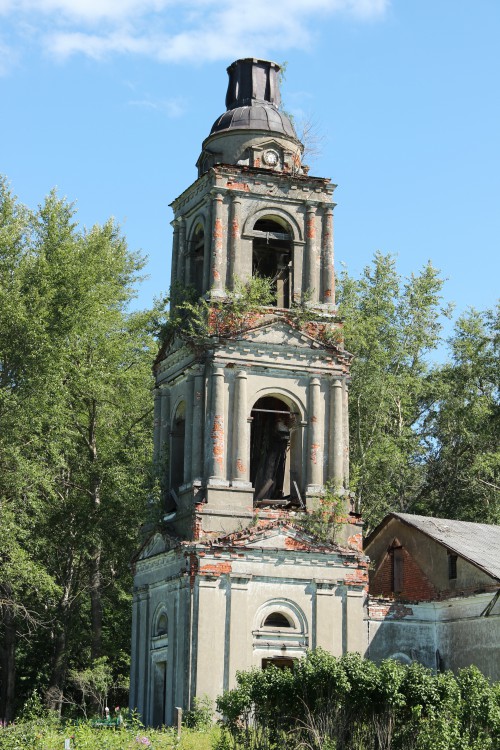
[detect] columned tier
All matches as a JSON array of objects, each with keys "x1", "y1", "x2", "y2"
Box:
[
  {"x1": 153, "y1": 332, "x2": 351, "y2": 537},
  {"x1": 169, "y1": 165, "x2": 337, "y2": 310}
]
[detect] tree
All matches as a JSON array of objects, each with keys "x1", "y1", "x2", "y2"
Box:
[
  {"x1": 419, "y1": 305, "x2": 500, "y2": 523},
  {"x1": 0, "y1": 178, "x2": 163, "y2": 719},
  {"x1": 337, "y1": 252, "x2": 450, "y2": 531}
]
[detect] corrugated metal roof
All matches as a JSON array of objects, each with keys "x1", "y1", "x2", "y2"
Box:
[{"x1": 392, "y1": 513, "x2": 500, "y2": 581}]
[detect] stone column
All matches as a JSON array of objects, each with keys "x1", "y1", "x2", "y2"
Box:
[
  {"x1": 209, "y1": 366, "x2": 225, "y2": 481},
  {"x1": 177, "y1": 217, "x2": 186, "y2": 286},
  {"x1": 171, "y1": 221, "x2": 179, "y2": 288},
  {"x1": 230, "y1": 195, "x2": 241, "y2": 287},
  {"x1": 135, "y1": 585, "x2": 150, "y2": 718},
  {"x1": 330, "y1": 379, "x2": 344, "y2": 489},
  {"x1": 202, "y1": 202, "x2": 212, "y2": 294},
  {"x1": 343, "y1": 381, "x2": 350, "y2": 488},
  {"x1": 183, "y1": 376, "x2": 194, "y2": 485},
  {"x1": 306, "y1": 204, "x2": 319, "y2": 303},
  {"x1": 191, "y1": 369, "x2": 204, "y2": 481},
  {"x1": 232, "y1": 370, "x2": 250, "y2": 485},
  {"x1": 292, "y1": 241, "x2": 304, "y2": 304},
  {"x1": 210, "y1": 191, "x2": 224, "y2": 293},
  {"x1": 129, "y1": 589, "x2": 140, "y2": 710},
  {"x1": 322, "y1": 204, "x2": 335, "y2": 305},
  {"x1": 308, "y1": 377, "x2": 323, "y2": 490},
  {"x1": 153, "y1": 387, "x2": 161, "y2": 467},
  {"x1": 159, "y1": 386, "x2": 170, "y2": 466}
]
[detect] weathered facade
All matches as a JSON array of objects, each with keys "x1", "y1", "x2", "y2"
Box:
[
  {"x1": 130, "y1": 58, "x2": 368, "y2": 725},
  {"x1": 365, "y1": 513, "x2": 500, "y2": 680}
]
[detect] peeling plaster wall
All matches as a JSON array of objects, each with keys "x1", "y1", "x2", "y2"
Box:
[
  {"x1": 366, "y1": 593, "x2": 500, "y2": 680},
  {"x1": 131, "y1": 533, "x2": 369, "y2": 721}
]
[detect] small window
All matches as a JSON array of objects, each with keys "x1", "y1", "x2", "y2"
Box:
[
  {"x1": 156, "y1": 613, "x2": 168, "y2": 636},
  {"x1": 391, "y1": 545, "x2": 403, "y2": 594},
  {"x1": 263, "y1": 612, "x2": 291, "y2": 628},
  {"x1": 448, "y1": 552, "x2": 458, "y2": 580}
]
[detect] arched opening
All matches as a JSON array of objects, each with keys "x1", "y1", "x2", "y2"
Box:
[
  {"x1": 252, "y1": 218, "x2": 292, "y2": 308},
  {"x1": 263, "y1": 612, "x2": 291, "y2": 628},
  {"x1": 156, "y1": 613, "x2": 168, "y2": 637},
  {"x1": 191, "y1": 224, "x2": 205, "y2": 297},
  {"x1": 250, "y1": 396, "x2": 300, "y2": 505},
  {"x1": 170, "y1": 402, "x2": 186, "y2": 498}
]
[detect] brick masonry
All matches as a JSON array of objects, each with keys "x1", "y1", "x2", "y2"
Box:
[{"x1": 371, "y1": 546, "x2": 438, "y2": 601}]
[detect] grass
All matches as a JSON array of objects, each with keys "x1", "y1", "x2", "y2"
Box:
[{"x1": 0, "y1": 720, "x2": 220, "y2": 750}]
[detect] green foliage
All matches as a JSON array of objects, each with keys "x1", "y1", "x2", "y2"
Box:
[
  {"x1": 0, "y1": 718, "x2": 218, "y2": 750},
  {"x1": 296, "y1": 482, "x2": 345, "y2": 543},
  {"x1": 0, "y1": 177, "x2": 166, "y2": 719},
  {"x1": 183, "y1": 695, "x2": 213, "y2": 730},
  {"x1": 162, "y1": 276, "x2": 276, "y2": 347},
  {"x1": 216, "y1": 650, "x2": 500, "y2": 750},
  {"x1": 337, "y1": 252, "x2": 452, "y2": 529},
  {"x1": 68, "y1": 656, "x2": 115, "y2": 717},
  {"x1": 419, "y1": 305, "x2": 500, "y2": 523}
]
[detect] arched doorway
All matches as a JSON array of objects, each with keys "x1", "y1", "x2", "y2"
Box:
[
  {"x1": 250, "y1": 396, "x2": 300, "y2": 504},
  {"x1": 252, "y1": 218, "x2": 292, "y2": 308}
]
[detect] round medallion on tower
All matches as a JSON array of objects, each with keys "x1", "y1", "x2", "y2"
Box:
[
  {"x1": 196, "y1": 58, "x2": 304, "y2": 176},
  {"x1": 263, "y1": 148, "x2": 279, "y2": 167}
]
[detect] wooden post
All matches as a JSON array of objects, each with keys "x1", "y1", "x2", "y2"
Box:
[{"x1": 175, "y1": 706, "x2": 183, "y2": 738}]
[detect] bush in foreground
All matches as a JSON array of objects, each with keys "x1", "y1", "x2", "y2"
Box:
[{"x1": 216, "y1": 650, "x2": 500, "y2": 750}]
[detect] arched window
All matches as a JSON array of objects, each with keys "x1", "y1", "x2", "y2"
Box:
[
  {"x1": 250, "y1": 396, "x2": 300, "y2": 505},
  {"x1": 263, "y1": 612, "x2": 291, "y2": 628},
  {"x1": 156, "y1": 613, "x2": 168, "y2": 637},
  {"x1": 170, "y1": 402, "x2": 186, "y2": 496},
  {"x1": 252, "y1": 218, "x2": 292, "y2": 308}
]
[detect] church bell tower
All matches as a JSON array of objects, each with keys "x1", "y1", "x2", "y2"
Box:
[
  {"x1": 130, "y1": 59, "x2": 367, "y2": 727},
  {"x1": 153, "y1": 58, "x2": 351, "y2": 539}
]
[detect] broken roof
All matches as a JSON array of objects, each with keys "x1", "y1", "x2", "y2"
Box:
[{"x1": 365, "y1": 513, "x2": 500, "y2": 582}]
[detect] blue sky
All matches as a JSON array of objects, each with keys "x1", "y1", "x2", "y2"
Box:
[{"x1": 1, "y1": 0, "x2": 499, "y2": 348}]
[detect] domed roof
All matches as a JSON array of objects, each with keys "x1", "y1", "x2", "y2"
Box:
[
  {"x1": 210, "y1": 103, "x2": 297, "y2": 139},
  {"x1": 207, "y1": 58, "x2": 300, "y2": 143}
]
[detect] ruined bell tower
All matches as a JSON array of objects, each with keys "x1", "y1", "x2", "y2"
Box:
[
  {"x1": 153, "y1": 57, "x2": 351, "y2": 537},
  {"x1": 130, "y1": 59, "x2": 367, "y2": 726}
]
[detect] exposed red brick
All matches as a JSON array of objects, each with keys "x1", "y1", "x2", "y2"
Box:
[
  {"x1": 306, "y1": 215, "x2": 316, "y2": 239},
  {"x1": 347, "y1": 532, "x2": 363, "y2": 552},
  {"x1": 310, "y1": 442, "x2": 320, "y2": 464},
  {"x1": 345, "y1": 569, "x2": 368, "y2": 586},
  {"x1": 227, "y1": 182, "x2": 250, "y2": 191},
  {"x1": 284, "y1": 537, "x2": 310, "y2": 550},
  {"x1": 368, "y1": 598, "x2": 414, "y2": 620},
  {"x1": 199, "y1": 561, "x2": 232, "y2": 575},
  {"x1": 189, "y1": 553, "x2": 198, "y2": 588},
  {"x1": 211, "y1": 415, "x2": 224, "y2": 469},
  {"x1": 371, "y1": 546, "x2": 438, "y2": 602}
]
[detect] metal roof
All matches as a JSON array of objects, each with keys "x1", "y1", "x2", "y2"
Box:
[
  {"x1": 378, "y1": 513, "x2": 500, "y2": 581},
  {"x1": 210, "y1": 104, "x2": 297, "y2": 139}
]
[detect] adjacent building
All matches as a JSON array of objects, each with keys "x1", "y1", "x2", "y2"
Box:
[{"x1": 365, "y1": 512, "x2": 500, "y2": 680}]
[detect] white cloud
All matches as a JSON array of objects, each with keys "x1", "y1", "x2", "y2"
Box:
[
  {"x1": 2, "y1": 0, "x2": 390, "y2": 64},
  {"x1": 0, "y1": 36, "x2": 19, "y2": 75},
  {"x1": 128, "y1": 96, "x2": 186, "y2": 118}
]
